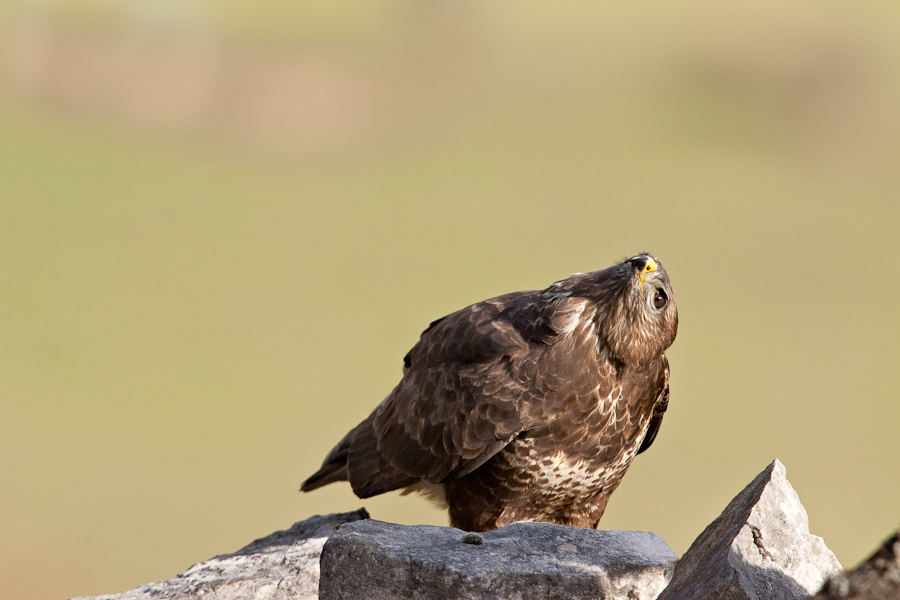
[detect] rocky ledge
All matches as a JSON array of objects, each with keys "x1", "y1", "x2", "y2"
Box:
[{"x1": 71, "y1": 460, "x2": 898, "y2": 600}]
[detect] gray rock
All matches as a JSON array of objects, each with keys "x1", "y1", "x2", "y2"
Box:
[
  {"x1": 812, "y1": 529, "x2": 900, "y2": 600},
  {"x1": 319, "y1": 519, "x2": 678, "y2": 600},
  {"x1": 70, "y1": 509, "x2": 369, "y2": 600},
  {"x1": 658, "y1": 459, "x2": 842, "y2": 600}
]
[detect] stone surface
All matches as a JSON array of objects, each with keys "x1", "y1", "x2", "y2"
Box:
[
  {"x1": 319, "y1": 518, "x2": 678, "y2": 600},
  {"x1": 658, "y1": 459, "x2": 842, "y2": 600},
  {"x1": 70, "y1": 509, "x2": 369, "y2": 600},
  {"x1": 812, "y1": 529, "x2": 900, "y2": 600}
]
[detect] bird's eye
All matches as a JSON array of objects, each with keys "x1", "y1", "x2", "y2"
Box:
[{"x1": 653, "y1": 289, "x2": 667, "y2": 309}]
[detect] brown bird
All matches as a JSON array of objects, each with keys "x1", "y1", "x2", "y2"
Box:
[{"x1": 301, "y1": 253, "x2": 678, "y2": 532}]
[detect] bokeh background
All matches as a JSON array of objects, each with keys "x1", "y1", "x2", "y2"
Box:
[{"x1": 1, "y1": 1, "x2": 899, "y2": 599}]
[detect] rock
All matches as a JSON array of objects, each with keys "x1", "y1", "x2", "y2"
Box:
[
  {"x1": 319, "y1": 519, "x2": 678, "y2": 600},
  {"x1": 70, "y1": 509, "x2": 369, "y2": 600},
  {"x1": 812, "y1": 529, "x2": 900, "y2": 600},
  {"x1": 658, "y1": 459, "x2": 842, "y2": 600}
]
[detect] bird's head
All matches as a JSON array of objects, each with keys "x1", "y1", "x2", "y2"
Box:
[
  {"x1": 542, "y1": 253, "x2": 678, "y2": 365},
  {"x1": 570, "y1": 253, "x2": 677, "y2": 366},
  {"x1": 617, "y1": 253, "x2": 678, "y2": 364}
]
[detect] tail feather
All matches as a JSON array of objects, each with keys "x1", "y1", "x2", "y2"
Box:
[
  {"x1": 300, "y1": 427, "x2": 354, "y2": 492},
  {"x1": 300, "y1": 462, "x2": 349, "y2": 492},
  {"x1": 300, "y1": 415, "x2": 419, "y2": 498}
]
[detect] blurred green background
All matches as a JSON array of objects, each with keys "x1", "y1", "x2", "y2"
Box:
[{"x1": 1, "y1": 1, "x2": 898, "y2": 599}]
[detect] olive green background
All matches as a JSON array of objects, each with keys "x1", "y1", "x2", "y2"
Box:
[{"x1": 1, "y1": 2, "x2": 898, "y2": 599}]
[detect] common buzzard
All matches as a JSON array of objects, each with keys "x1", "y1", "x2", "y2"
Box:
[{"x1": 301, "y1": 253, "x2": 677, "y2": 532}]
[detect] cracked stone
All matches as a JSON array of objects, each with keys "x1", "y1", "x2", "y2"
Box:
[
  {"x1": 657, "y1": 459, "x2": 842, "y2": 600},
  {"x1": 318, "y1": 519, "x2": 678, "y2": 600}
]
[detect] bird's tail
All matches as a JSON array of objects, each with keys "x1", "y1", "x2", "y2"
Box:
[
  {"x1": 300, "y1": 428, "x2": 353, "y2": 492},
  {"x1": 300, "y1": 462, "x2": 349, "y2": 492}
]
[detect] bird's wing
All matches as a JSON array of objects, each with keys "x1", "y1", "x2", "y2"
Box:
[
  {"x1": 345, "y1": 291, "x2": 577, "y2": 498},
  {"x1": 636, "y1": 354, "x2": 670, "y2": 455}
]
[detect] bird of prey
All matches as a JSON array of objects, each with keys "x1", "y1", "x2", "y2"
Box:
[{"x1": 301, "y1": 253, "x2": 678, "y2": 532}]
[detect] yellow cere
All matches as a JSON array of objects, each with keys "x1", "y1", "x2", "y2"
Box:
[{"x1": 639, "y1": 257, "x2": 657, "y2": 289}]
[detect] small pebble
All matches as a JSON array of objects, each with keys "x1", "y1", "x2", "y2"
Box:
[{"x1": 461, "y1": 533, "x2": 483, "y2": 545}]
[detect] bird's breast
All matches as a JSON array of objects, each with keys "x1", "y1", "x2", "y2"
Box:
[{"x1": 501, "y1": 384, "x2": 654, "y2": 499}]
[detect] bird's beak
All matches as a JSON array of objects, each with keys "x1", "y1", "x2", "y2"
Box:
[{"x1": 639, "y1": 257, "x2": 657, "y2": 292}]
